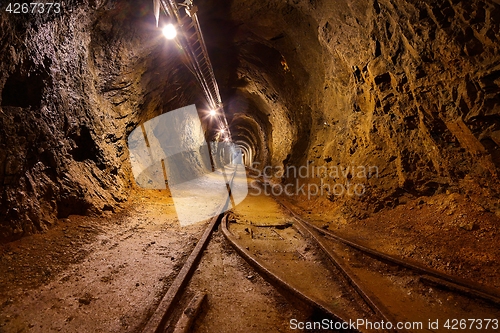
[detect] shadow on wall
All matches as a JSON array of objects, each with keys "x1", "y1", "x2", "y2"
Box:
[{"x1": 1, "y1": 59, "x2": 52, "y2": 108}]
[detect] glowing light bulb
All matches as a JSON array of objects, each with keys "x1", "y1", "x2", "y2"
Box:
[
  {"x1": 220, "y1": 128, "x2": 225, "y2": 134},
  {"x1": 209, "y1": 109, "x2": 216, "y2": 116},
  {"x1": 162, "y1": 24, "x2": 177, "y2": 40}
]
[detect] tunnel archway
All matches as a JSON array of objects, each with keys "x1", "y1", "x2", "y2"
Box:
[
  {"x1": 235, "y1": 141, "x2": 254, "y2": 167},
  {"x1": 0, "y1": 0, "x2": 498, "y2": 245},
  {"x1": 1, "y1": 1, "x2": 500, "y2": 332}
]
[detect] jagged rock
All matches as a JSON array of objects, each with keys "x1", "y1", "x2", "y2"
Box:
[{"x1": 1, "y1": 0, "x2": 500, "y2": 241}]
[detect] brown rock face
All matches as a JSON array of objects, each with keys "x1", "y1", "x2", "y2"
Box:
[
  {"x1": 1, "y1": 0, "x2": 499, "y2": 241},
  {"x1": 201, "y1": 0, "x2": 500, "y2": 214},
  {"x1": 0, "y1": 1, "x2": 202, "y2": 241}
]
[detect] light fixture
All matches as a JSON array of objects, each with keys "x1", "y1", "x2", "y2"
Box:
[
  {"x1": 162, "y1": 24, "x2": 177, "y2": 40},
  {"x1": 220, "y1": 128, "x2": 225, "y2": 134},
  {"x1": 209, "y1": 109, "x2": 216, "y2": 117}
]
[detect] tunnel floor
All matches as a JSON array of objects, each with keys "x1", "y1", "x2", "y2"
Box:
[
  {"x1": 0, "y1": 179, "x2": 499, "y2": 332},
  {"x1": 0, "y1": 190, "x2": 206, "y2": 332},
  {"x1": 0, "y1": 188, "x2": 309, "y2": 333},
  {"x1": 287, "y1": 192, "x2": 500, "y2": 290}
]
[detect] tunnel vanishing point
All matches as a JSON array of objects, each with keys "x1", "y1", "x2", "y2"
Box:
[
  {"x1": 1, "y1": 0, "x2": 500, "y2": 332},
  {"x1": 1, "y1": 0, "x2": 499, "y2": 241}
]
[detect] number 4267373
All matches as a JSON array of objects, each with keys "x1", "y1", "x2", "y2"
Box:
[{"x1": 5, "y1": 3, "x2": 61, "y2": 14}]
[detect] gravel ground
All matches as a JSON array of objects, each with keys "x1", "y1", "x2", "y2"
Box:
[{"x1": 0, "y1": 190, "x2": 204, "y2": 333}]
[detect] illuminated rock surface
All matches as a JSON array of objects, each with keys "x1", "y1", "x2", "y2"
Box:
[{"x1": 0, "y1": 0, "x2": 499, "y2": 241}]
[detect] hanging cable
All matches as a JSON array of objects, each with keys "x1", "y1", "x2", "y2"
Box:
[{"x1": 153, "y1": 0, "x2": 231, "y2": 141}]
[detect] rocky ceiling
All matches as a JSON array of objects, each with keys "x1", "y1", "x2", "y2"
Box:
[{"x1": 1, "y1": 0, "x2": 499, "y2": 241}]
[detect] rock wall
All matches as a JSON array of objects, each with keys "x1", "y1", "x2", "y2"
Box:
[
  {"x1": 0, "y1": 1, "x2": 200, "y2": 241},
  {"x1": 314, "y1": 0, "x2": 500, "y2": 214},
  {"x1": 1, "y1": 0, "x2": 499, "y2": 241},
  {"x1": 220, "y1": 0, "x2": 500, "y2": 214}
]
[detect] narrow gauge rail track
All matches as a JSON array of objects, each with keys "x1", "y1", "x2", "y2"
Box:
[
  {"x1": 221, "y1": 213, "x2": 381, "y2": 333},
  {"x1": 221, "y1": 186, "x2": 500, "y2": 332},
  {"x1": 141, "y1": 165, "x2": 240, "y2": 333},
  {"x1": 221, "y1": 214, "x2": 366, "y2": 332},
  {"x1": 264, "y1": 194, "x2": 500, "y2": 333},
  {"x1": 141, "y1": 203, "x2": 227, "y2": 333},
  {"x1": 222, "y1": 193, "x2": 403, "y2": 333},
  {"x1": 142, "y1": 177, "x2": 500, "y2": 333},
  {"x1": 274, "y1": 196, "x2": 500, "y2": 308},
  {"x1": 222, "y1": 215, "x2": 400, "y2": 331},
  {"x1": 141, "y1": 172, "x2": 373, "y2": 333}
]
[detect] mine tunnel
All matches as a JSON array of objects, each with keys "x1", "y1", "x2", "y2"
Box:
[{"x1": 1, "y1": 0, "x2": 500, "y2": 332}]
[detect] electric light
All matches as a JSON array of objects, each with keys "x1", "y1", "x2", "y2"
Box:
[
  {"x1": 209, "y1": 109, "x2": 216, "y2": 116},
  {"x1": 162, "y1": 24, "x2": 177, "y2": 40},
  {"x1": 220, "y1": 128, "x2": 225, "y2": 134}
]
